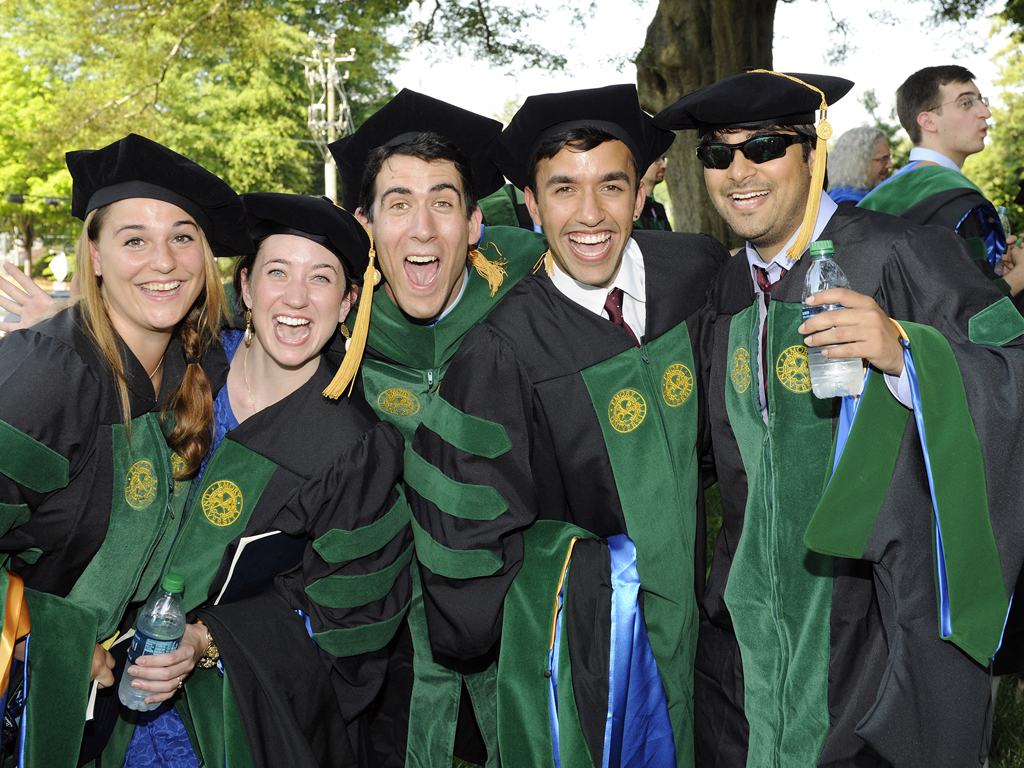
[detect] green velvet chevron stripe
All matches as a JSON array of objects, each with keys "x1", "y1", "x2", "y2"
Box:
[
  {"x1": 411, "y1": 517, "x2": 502, "y2": 579},
  {"x1": 0, "y1": 419, "x2": 69, "y2": 493},
  {"x1": 420, "y1": 396, "x2": 512, "y2": 458},
  {"x1": 175, "y1": 663, "x2": 253, "y2": 768},
  {"x1": 805, "y1": 372, "x2": 908, "y2": 558},
  {"x1": 313, "y1": 599, "x2": 410, "y2": 656},
  {"x1": 305, "y1": 543, "x2": 414, "y2": 609},
  {"x1": 312, "y1": 492, "x2": 411, "y2": 563},
  {"x1": 404, "y1": 447, "x2": 507, "y2": 521},
  {"x1": 968, "y1": 296, "x2": 1024, "y2": 347}
]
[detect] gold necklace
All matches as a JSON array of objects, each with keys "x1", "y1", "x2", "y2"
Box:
[
  {"x1": 148, "y1": 356, "x2": 164, "y2": 379},
  {"x1": 243, "y1": 344, "x2": 258, "y2": 413}
]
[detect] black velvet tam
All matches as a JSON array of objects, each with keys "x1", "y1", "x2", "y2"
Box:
[
  {"x1": 488, "y1": 84, "x2": 674, "y2": 191},
  {"x1": 328, "y1": 89, "x2": 505, "y2": 212},
  {"x1": 66, "y1": 133, "x2": 253, "y2": 259},
  {"x1": 241, "y1": 193, "x2": 370, "y2": 280},
  {"x1": 653, "y1": 71, "x2": 854, "y2": 135}
]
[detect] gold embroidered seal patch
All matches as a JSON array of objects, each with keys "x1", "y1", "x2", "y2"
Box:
[
  {"x1": 202, "y1": 480, "x2": 243, "y2": 527},
  {"x1": 378, "y1": 388, "x2": 420, "y2": 417},
  {"x1": 608, "y1": 389, "x2": 646, "y2": 433},
  {"x1": 662, "y1": 364, "x2": 693, "y2": 407},
  {"x1": 776, "y1": 345, "x2": 812, "y2": 393},
  {"x1": 731, "y1": 348, "x2": 751, "y2": 394},
  {"x1": 125, "y1": 460, "x2": 157, "y2": 509}
]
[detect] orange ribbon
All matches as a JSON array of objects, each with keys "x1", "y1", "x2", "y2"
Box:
[{"x1": 0, "y1": 571, "x2": 31, "y2": 698}]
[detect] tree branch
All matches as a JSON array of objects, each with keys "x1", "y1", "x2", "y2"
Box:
[{"x1": 80, "y1": 0, "x2": 229, "y2": 129}]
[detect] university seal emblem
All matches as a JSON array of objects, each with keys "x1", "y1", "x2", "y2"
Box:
[
  {"x1": 776, "y1": 345, "x2": 812, "y2": 394},
  {"x1": 202, "y1": 480, "x2": 243, "y2": 527},
  {"x1": 170, "y1": 453, "x2": 187, "y2": 496},
  {"x1": 608, "y1": 389, "x2": 647, "y2": 433},
  {"x1": 125, "y1": 460, "x2": 157, "y2": 509},
  {"x1": 662, "y1": 364, "x2": 693, "y2": 407},
  {"x1": 731, "y1": 348, "x2": 751, "y2": 394},
  {"x1": 378, "y1": 388, "x2": 420, "y2": 417}
]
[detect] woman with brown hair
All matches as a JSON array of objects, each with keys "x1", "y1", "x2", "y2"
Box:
[{"x1": 0, "y1": 133, "x2": 252, "y2": 765}]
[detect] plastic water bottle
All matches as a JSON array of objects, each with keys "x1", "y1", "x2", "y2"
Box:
[
  {"x1": 118, "y1": 573, "x2": 186, "y2": 712},
  {"x1": 998, "y1": 205, "x2": 1012, "y2": 238},
  {"x1": 801, "y1": 240, "x2": 864, "y2": 399}
]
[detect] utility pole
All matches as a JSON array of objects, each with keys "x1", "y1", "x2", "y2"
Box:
[{"x1": 304, "y1": 34, "x2": 355, "y2": 203}]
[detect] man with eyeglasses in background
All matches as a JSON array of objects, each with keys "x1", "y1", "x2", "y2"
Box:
[
  {"x1": 860, "y1": 65, "x2": 1024, "y2": 300},
  {"x1": 655, "y1": 69, "x2": 1024, "y2": 768},
  {"x1": 634, "y1": 151, "x2": 673, "y2": 230}
]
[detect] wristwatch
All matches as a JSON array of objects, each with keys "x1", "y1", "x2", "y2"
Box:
[{"x1": 194, "y1": 619, "x2": 220, "y2": 669}]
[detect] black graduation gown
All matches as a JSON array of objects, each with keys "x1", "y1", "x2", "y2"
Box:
[
  {"x1": 116, "y1": 350, "x2": 410, "y2": 768},
  {"x1": 409, "y1": 230, "x2": 728, "y2": 767},
  {"x1": 0, "y1": 305, "x2": 212, "y2": 768},
  {"x1": 698, "y1": 205, "x2": 1024, "y2": 768}
]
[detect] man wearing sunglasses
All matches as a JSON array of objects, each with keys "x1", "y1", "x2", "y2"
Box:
[
  {"x1": 860, "y1": 65, "x2": 1022, "y2": 299},
  {"x1": 655, "y1": 70, "x2": 1024, "y2": 768}
]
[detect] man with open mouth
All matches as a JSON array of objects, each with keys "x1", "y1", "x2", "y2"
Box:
[
  {"x1": 328, "y1": 89, "x2": 548, "y2": 768},
  {"x1": 655, "y1": 69, "x2": 1024, "y2": 768},
  {"x1": 407, "y1": 84, "x2": 728, "y2": 767}
]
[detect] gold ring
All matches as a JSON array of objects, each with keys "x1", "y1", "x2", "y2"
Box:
[{"x1": 176, "y1": 676, "x2": 183, "y2": 689}]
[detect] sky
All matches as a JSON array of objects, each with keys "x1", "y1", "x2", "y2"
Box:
[{"x1": 391, "y1": 0, "x2": 1010, "y2": 140}]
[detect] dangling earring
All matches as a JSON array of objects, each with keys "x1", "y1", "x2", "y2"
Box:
[
  {"x1": 243, "y1": 309, "x2": 253, "y2": 347},
  {"x1": 339, "y1": 322, "x2": 352, "y2": 351}
]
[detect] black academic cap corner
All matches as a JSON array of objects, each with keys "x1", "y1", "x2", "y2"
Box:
[
  {"x1": 241, "y1": 193, "x2": 370, "y2": 279},
  {"x1": 66, "y1": 133, "x2": 253, "y2": 259},
  {"x1": 490, "y1": 84, "x2": 675, "y2": 192},
  {"x1": 327, "y1": 89, "x2": 505, "y2": 212},
  {"x1": 653, "y1": 70, "x2": 855, "y2": 134}
]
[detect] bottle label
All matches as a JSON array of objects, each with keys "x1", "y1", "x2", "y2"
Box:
[
  {"x1": 126, "y1": 630, "x2": 181, "y2": 664},
  {"x1": 801, "y1": 303, "x2": 844, "y2": 321}
]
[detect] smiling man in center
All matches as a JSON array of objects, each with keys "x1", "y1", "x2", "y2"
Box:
[{"x1": 408, "y1": 85, "x2": 727, "y2": 767}]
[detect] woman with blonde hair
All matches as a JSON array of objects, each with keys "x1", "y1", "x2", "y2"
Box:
[{"x1": 0, "y1": 133, "x2": 252, "y2": 765}]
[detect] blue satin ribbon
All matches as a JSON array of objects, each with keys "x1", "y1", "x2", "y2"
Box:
[
  {"x1": 605, "y1": 535, "x2": 675, "y2": 768},
  {"x1": 17, "y1": 635, "x2": 27, "y2": 767},
  {"x1": 547, "y1": 582, "x2": 565, "y2": 768}
]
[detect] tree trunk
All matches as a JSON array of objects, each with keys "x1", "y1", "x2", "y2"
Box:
[
  {"x1": 17, "y1": 216, "x2": 34, "y2": 277},
  {"x1": 636, "y1": 0, "x2": 777, "y2": 247}
]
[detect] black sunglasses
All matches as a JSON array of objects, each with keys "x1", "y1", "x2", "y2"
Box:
[{"x1": 696, "y1": 134, "x2": 806, "y2": 170}]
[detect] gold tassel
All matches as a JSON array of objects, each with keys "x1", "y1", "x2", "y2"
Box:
[
  {"x1": 468, "y1": 243, "x2": 508, "y2": 298},
  {"x1": 323, "y1": 234, "x2": 379, "y2": 399},
  {"x1": 747, "y1": 70, "x2": 832, "y2": 262},
  {"x1": 532, "y1": 249, "x2": 555, "y2": 277}
]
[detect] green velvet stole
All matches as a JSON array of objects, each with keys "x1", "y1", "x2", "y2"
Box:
[
  {"x1": 67, "y1": 415, "x2": 176, "y2": 640},
  {"x1": 13, "y1": 586, "x2": 97, "y2": 768},
  {"x1": 859, "y1": 162, "x2": 988, "y2": 215},
  {"x1": 404, "y1": 568, "x2": 499, "y2": 768},
  {"x1": 497, "y1": 520, "x2": 598, "y2": 768},
  {"x1": 579, "y1": 320, "x2": 700, "y2": 768},
  {"x1": 807, "y1": 322, "x2": 1007, "y2": 665},
  {"x1": 722, "y1": 301, "x2": 835, "y2": 768},
  {"x1": 164, "y1": 438, "x2": 278, "y2": 613}
]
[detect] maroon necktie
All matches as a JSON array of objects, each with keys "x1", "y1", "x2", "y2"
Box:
[
  {"x1": 605, "y1": 287, "x2": 640, "y2": 347},
  {"x1": 754, "y1": 266, "x2": 788, "y2": 405}
]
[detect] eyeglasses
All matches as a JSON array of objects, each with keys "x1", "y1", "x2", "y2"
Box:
[
  {"x1": 926, "y1": 94, "x2": 989, "y2": 113},
  {"x1": 696, "y1": 134, "x2": 806, "y2": 170},
  {"x1": 655, "y1": 156, "x2": 669, "y2": 166},
  {"x1": 871, "y1": 153, "x2": 892, "y2": 164}
]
